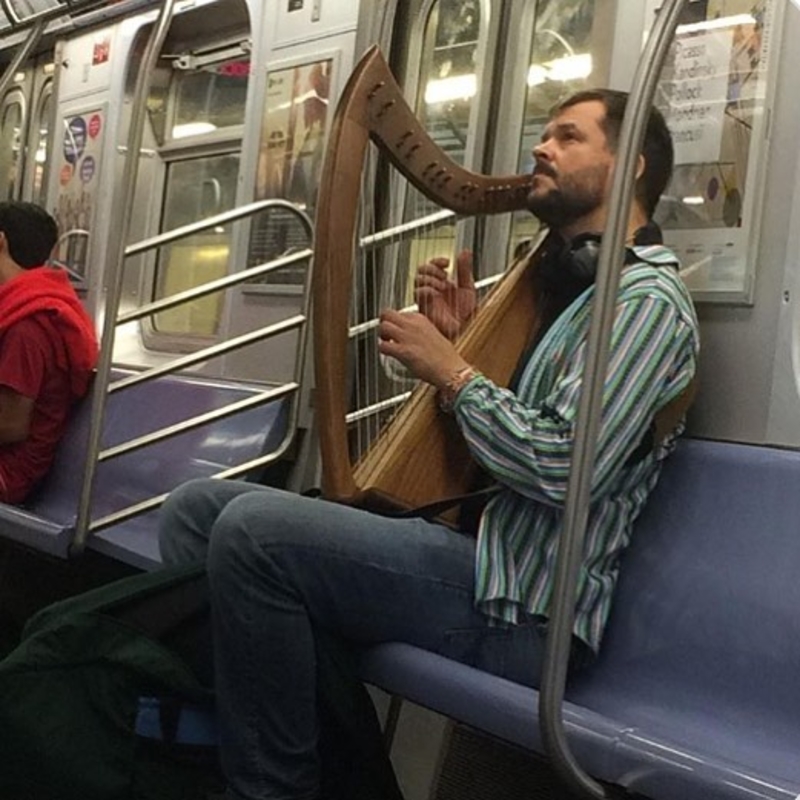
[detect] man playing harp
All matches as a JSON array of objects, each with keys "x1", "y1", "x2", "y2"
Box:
[{"x1": 158, "y1": 89, "x2": 699, "y2": 800}]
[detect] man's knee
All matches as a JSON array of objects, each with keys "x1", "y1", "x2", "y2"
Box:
[
  {"x1": 158, "y1": 478, "x2": 220, "y2": 564},
  {"x1": 205, "y1": 489, "x2": 319, "y2": 580}
]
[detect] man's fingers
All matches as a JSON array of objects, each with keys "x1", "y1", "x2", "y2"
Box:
[
  {"x1": 416, "y1": 261, "x2": 451, "y2": 283},
  {"x1": 455, "y1": 250, "x2": 475, "y2": 288}
]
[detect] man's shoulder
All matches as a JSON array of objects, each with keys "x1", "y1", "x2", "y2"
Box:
[{"x1": 622, "y1": 247, "x2": 692, "y2": 302}]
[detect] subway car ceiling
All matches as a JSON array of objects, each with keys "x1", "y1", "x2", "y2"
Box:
[{"x1": 0, "y1": 0, "x2": 799, "y2": 451}]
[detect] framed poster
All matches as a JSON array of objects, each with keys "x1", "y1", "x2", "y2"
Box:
[
  {"x1": 248, "y1": 55, "x2": 334, "y2": 285},
  {"x1": 653, "y1": 0, "x2": 783, "y2": 303}
]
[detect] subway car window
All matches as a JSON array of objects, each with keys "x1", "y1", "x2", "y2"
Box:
[
  {"x1": 154, "y1": 152, "x2": 240, "y2": 336},
  {"x1": 171, "y1": 61, "x2": 249, "y2": 138},
  {"x1": 153, "y1": 55, "x2": 248, "y2": 337},
  {"x1": 510, "y1": 0, "x2": 598, "y2": 252},
  {"x1": 417, "y1": 0, "x2": 481, "y2": 167},
  {"x1": 394, "y1": 0, "x2": 485, "y2": 306}
]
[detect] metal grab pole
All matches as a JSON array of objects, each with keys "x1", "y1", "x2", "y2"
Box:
[
  {"x1": 0, "y1": 20, "x2": 44, "y2": 98},
  {"x1": 71, "y1": 0, "x2": 177, "y2": 553},
  {"x1": 538, "y1": 0, "x2": 688, "y2": 797}
]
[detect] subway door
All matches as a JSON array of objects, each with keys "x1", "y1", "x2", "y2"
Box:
[
  {"x1": 219, "y1": 0, "x2": 360, "y2": 385},
  {"x1": 125, "y1": 5, "x2": 253, "y2": 372}
]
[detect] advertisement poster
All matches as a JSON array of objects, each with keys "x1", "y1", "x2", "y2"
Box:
[
  {"x1": 53, "y1": 109, "x2": 105, "y2": 281},
  {"x1": 655, "y1": 0, "x2": 777, "y2": 302},
  {"x1": 249, "y1": 58, "x2": 332, "y2": 284}
]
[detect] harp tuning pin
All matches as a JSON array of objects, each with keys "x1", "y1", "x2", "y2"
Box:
[
  {"x1": 406, "y1": 143, "x2": 421, "y2": 159},
  {"x1": 422, "y1": 162, "x2": 438, "y2": 177},
  {"x1": 396, "y1": 131, "x2": 413, "y2": 148},
  {"x1": 376, "y1": 100, "x2": 395, "y2": 119},
  {"x1": 367, "y1": 81, "x2": 386, "y2": 100}
]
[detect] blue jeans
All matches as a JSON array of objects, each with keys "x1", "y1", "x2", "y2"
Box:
[{"x1": 158, "y1": 479, "x2": 549, "y2": 800}]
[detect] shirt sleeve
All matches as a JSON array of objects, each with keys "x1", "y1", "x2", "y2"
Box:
[
  {"x1": 0, "y1": 316, "x2": 52, "y2": 400},
  {"x1": 452, "y1": 293, "x2": 697, "y2": 506}
]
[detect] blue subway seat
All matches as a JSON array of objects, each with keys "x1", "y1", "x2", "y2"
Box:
[
  {"x1": 359, "y1": 439, "x2": 800, "y2": 800},
  {"x1": 0, "y1": 369, "x2": 288, "y2": 569}
]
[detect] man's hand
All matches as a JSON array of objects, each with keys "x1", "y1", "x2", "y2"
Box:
[
  {"x1": 377, "y1": 309, "x2": 469, "y2": 389},
  {"x1": 414, "y1": 250, "x2": 477, "y2": 340}
]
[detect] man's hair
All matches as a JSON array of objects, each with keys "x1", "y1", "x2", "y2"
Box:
[
  {"x1": 553, "y1": 89, "x2": 674, "y2": 218},
  {"x1": 0, "y1": 201, "x2": 59, "y2": 269}
]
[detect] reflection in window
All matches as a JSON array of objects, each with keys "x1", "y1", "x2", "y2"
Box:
[
  {"x1": 0, "y1": 100, "x2": 22, "y2": 201},
  {"x1": 172, "y1": 60, "x2": 249, "y2": 139},
  {"x1": 655, "y1": 1, "x2": 768, "y2": 232},
  {"x1": 154, "y1": 154, "x2": 240, "y2": 336},
  {"x1": 32, "y1": 90, "x2": 51, "y2": 207},
  {"x1": 418, "y1": 0, "x2": 481, "y2": 163},
  {"x1": 393, "y1": 0, "x2": 482, "y2": 306},
  {"x1": 511, "y1": 0, "x2": 597, "y2": 252}
]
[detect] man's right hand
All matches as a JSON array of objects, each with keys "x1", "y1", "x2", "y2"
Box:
[{"x1": 413, "y1": 249, "x2": 477, "y2": 340}]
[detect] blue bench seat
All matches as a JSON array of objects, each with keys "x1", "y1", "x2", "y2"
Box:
[
  {"x1": 0, "y1": 370, "x2": 288, "y2": 569},
  {"x1": 358, "y1": 439, "x2": 800, "y2": 800}
]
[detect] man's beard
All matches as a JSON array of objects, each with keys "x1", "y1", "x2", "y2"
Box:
[{"x1": 527, "y1": 163, "x2": 608, "y2": 229}]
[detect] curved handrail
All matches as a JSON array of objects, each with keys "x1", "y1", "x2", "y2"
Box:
[
  {"x1": 70, "y1": 200, "x2": 314, "y2": 550},
  {"x1": 119, "y1": 199, "x2": 312, "y2": 324},
  {"x1": 73, "y1": 0, "x2": 177, "y2": 551},
  {"x1": 50, "y1": 228, "x2": 89, "y2": 281},
  {"x1": 538, "y1": 0, "x2": 689, "y2": 797}
]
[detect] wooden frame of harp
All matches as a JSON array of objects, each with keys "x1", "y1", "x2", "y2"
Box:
[{"x1": 313, "y1": 45, "x2": 536, "y2": 512}]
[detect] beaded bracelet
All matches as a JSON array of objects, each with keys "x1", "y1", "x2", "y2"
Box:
[{"x1": 438, "y1": 365, "x2": 480, "y2": 413}]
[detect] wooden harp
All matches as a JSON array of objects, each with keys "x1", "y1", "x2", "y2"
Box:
[{"x1": 313, "y1": 45, "x2": 535, "y2": 512}]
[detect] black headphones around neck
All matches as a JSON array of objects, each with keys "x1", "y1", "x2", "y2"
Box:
[{"x1": 540, "y1": 219, "x2": 664, "y2": 288}]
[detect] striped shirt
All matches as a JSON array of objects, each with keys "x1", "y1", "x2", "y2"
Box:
[{"x1": 452, "y1": 244, "x2": 699, "y2": 653}]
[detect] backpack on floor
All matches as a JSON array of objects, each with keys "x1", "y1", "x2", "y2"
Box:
[
  {"x1": 0, "y1": 562, "x2": 223, "y2": 800},
  {"x1": 0, "y1": 561, "x2": 405, "y2": 800}
]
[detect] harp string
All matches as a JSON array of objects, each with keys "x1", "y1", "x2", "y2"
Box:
[{"x1": 346, "y1": 155, "x2": 469, "y2": 467}]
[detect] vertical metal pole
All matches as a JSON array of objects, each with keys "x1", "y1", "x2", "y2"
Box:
[
  {"x1": 0, "y1": 20, "x2": 44, "y2": 99},
  {"x1": 538, "y1": 0, "x2": 688, "y2": 797},
  {"x1": 71, "y1": 0, "x2": 177, "y2": 552}
]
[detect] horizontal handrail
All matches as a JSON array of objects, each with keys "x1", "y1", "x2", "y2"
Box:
[
  {"x1": 109, "y1": 315, "x2": 306, "y2": 392},
  {"x1": 125, "y1": 198, "x2": 308, "y2": 256},
  {"x1": 117, "y1": 248, "x2": 311, "y2": 324},
  {"x1": 88, "y1": 446, "x2": 295, "y2": 533},
  {"x1": 98, "y1": 383, "x2": 298, "y2": 461},
  {"x1": 359, "y1": 209, "x2": 457, "y2": 251}
]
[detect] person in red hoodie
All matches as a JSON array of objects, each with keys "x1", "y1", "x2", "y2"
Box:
[{"x1": 0, "y1": 201, "x2": 98, "y2": 504}]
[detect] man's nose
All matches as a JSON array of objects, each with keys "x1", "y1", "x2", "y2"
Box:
[{"x1": 532, "y1": 142, "x2": 553, "y2": 162}]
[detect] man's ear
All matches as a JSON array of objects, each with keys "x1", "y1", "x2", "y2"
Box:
[{"x1": 635, "y1": 154, "x2": 646, "y2": 181}]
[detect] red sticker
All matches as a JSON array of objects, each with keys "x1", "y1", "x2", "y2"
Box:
[
  {"x1": 59, "y1": 164, "x2": 73, "y2": 186},
  {"x1": 88, "y1": 114, "x2": 102, "y2": 139},
  {"x1": 92, "y1": 39, "x2": 110, "y2": 66}
]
